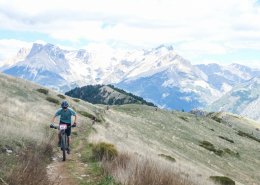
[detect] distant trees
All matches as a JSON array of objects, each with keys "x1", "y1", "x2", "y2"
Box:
[
  {"x1": 108, "y1": 85, "x2": 156, "y2": 107},
  {"x1": 65, "y1": 84, "x2": 156, "y2": 107}
]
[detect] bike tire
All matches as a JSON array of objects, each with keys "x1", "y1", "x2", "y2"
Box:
[{"x1": 61, "y1": 133, "x2": 66, "y2": 161}]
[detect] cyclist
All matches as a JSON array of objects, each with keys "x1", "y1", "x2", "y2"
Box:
[{"x1": 51, "y1": 100, "x2": 77, "y2": 154}]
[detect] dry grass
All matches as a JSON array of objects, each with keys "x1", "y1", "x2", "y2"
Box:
[
  {"x1": 102, "y1": 152, "x2": 195, "y2": 185},
  {"x1": 0, "y1": 73, "x2": 104, "y2": 185},
  {"x1": 6, "y1": 142, "x2": 55, "y2": 185},
  {"x1": 0, "y1": 74, "x2": 58, "y2": 184}
]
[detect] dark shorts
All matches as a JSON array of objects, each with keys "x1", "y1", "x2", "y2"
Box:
[{"x1": 59, "y1": 121, "x2": 71, "y2": 136}]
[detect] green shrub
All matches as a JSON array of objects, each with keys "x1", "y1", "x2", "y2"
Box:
[
  {"x1": 199, "y1": 141, "x2": 216, "y2": 152},
  {"x1": 219, "y1": 136, "x2": 234, "y2": 143},
  {"x1": 57, "y1": 94, "x2": 66, "y2": 99},
  {"x1": 79, "y1": 111, "x2": 94, "y2": 118},
  {"x1": 73, "y1": 98, "x2": 80, "y2": 102},
  {"x1": 212, "y1": 116, "x2": 222, "y2": 123},
  {"x1": 36, "y1": 88, "x2": 49, "y2": 95},
  {"x1": 158, "y1": 154, "x2": 176, "y2": 162},
  {"x1": 210, "y1": 176, "x2": 235, "y2": 185},
  {"x1": 46, "y1": 97, "x2": 60, "y2": 105},
  {"x1": 92, "y1": 142, "x2": 118, "y2": 161},
  {"x1": 199, "y1": 141, "x2": 239, "y2": 157},
  {"x1": 223, "y1": 148, "x2": 240, "y2": 158},
  {"x1": 237, "y1": 130, "x2": 260, "y2": 143},
  {"x1": 179, "y1": 116, "x2": 188, "y2": 122},
  {"x1": 199, "y1": 141, "x2": 224, "y2": 156},
  {"x1": 78, "y1": 111, "x2": 102, "y2": 122},
  {"x1": 215, "y1": 149, "x2": 224, "y2": 156}
]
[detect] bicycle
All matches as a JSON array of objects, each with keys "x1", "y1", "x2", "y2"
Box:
[{"x1": 50, "y1": 124, "x2": 76, "y2": 161}]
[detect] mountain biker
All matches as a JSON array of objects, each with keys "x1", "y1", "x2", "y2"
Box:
[{"x1": 51, "y1": 100, "x2": 77, "y2": 154}]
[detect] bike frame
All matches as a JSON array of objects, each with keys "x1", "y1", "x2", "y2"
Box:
[
  {"x1": 51, "y1": 124, "x2": 75, "y2": 161},
  {"x1": 60, "y1": 126, "x2": 68, "y2": 161}
]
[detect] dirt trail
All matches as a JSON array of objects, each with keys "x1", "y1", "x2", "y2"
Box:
[
  {"x1": 47, "y1": 139, "x2": 88, "y2": 185},
  {"x1": 47, "y1": 150, "x2": 77, "y2": 185}
]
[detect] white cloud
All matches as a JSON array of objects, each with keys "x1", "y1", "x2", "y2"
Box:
[
  {"x1": 177, "y1": 41, "x2": 228, "y2": 57},
  {"x1": 0, "y1": 0, "x2": 260, "y2": 65},
  {"x1": 0, "y1": 39, "x2": 32, "y2": 61},
  {"x1": 231, "y1": 60, "x2": 260, "y2": 69}
]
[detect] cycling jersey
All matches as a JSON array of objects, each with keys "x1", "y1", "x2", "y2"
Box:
[{"x1": 55, "y1": 108, "x2": 76, "y2": 124}]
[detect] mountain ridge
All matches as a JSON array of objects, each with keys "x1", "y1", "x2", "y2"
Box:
[
  {"x1": 65, "y1": 84, "x2": 156, "y2": 106},
  {"x1": 207, "y1": 77, "x2": 260, "y2": 121},
  {"x1": 1, "y1": 42, "x2": 260, "y2": 117}
]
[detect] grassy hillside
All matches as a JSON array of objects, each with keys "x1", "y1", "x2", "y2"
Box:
[
  {"x1": 1, "y1": 73, "x2": 259, "y2": 185},
  {"x1": 0, "y1": 73, "x2": 111, "y2": 185},
  {"x1": 0, "y1": 73, "x2": 194, "y2": 185},
  {"x1": 91, "y1": 105, "x2": 260, "y2": 185}
]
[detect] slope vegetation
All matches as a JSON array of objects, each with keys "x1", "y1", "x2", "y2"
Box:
[
  {"x1": 0, "y1": 73, "x2": 108, "y2": 185},
  {"x1": 1, "y1": 73, "x2": 259, "y2": 185},
  {"x1": 91, "y1": 104, "x2": 260, "y2": 185}
]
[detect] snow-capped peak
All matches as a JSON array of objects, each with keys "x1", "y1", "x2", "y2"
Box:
[
  {"x1": 2, "y1": 42, "x2": 260, "y2": 115},
  {"x1": 0, "y1": 47, "x2": 30, "y2": 70}
]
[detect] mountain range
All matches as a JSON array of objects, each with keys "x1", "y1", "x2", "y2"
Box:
[
  {"x1": 0, "y1": 43, "x2": 260, "y2": 120},
  {"x1": 207, "y1": 77, "x2": 260, "y2": 121}
]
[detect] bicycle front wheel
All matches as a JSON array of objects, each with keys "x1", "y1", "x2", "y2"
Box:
[{"x1": 61, "y1": 133, "x2": 67, "y2": 161}]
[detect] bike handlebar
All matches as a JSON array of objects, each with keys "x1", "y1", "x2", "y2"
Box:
[{"x1": 50, "y1": 124, "x2": 76, "y2": 129}]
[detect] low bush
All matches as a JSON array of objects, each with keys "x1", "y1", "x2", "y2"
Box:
[
  {"x1": 92, "y1": 142, "x2": 118, "y2": 161},
  {"x1": 79, "y1": 111, "x2": 93, "y2": 118},
  {"x1": 36, "y1": 88, "x2": 49, "y2": 95},
  {"x1": 57, "y1": 94, "x2": 66, "y2": 99},
  {"x1": 46, "y1": 97, "x2": 60, "y2": 105},
  {"x1": 79, "y1": 111, "x2": 102, "y2": 122},
  {"x1": 199, "y1": 141, "x2": 224, "y2": 156},
  {"x1": 73, "y1": 98, "x2": 80, "y2": 102},
  {"x1": 219, "y1": 136, "x2": 234, "y2": 143},
  {"x1": 237, "y1": 130, "x2": 260, "y2": 143},
  {"x1": 158, "y1": 154, "x2": 176, "y2": 162},
  {"x1": 212, "y1": 116, "x2": 222, "y2": 123},
  {"x1": 214, "y1": 149, "x2": 224, "y2": 156},
  {"x1": 210, "y1": 176, "x2": 235, "y2": 185},
  {"x1": 199, "y1": 141, "x2": 239, "y2": 157},
  {"x1": 199, "y1": 141, "x2": 216, "y2": 152},
  {"x1": 179, "y1": 116, "x2": 188, "y2": 122},
  {"x1": 223, "y1": 148, "x2": 240, "y2": 158}
]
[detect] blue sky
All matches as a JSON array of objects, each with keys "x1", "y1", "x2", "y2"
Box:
[{"x1": 0, "y1": 0, "x2": 260, "y2": 68}]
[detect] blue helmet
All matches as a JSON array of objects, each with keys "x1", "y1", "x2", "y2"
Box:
[{"x1": 61, "y1": 101, "x2": 69, "y2": 108}]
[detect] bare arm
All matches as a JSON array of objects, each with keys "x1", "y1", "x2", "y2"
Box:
[
  {"x1": 73, "y1": 115, "x2": 77, "y2": 124},
  {"x1": 51, "y1": 116, "x2": 56, "y2": 123}
]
